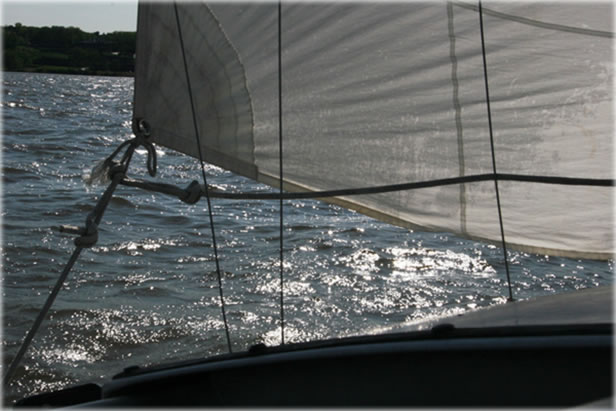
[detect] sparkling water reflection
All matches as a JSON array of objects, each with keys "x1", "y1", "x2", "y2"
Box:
[{"x1": 2, "y1": 72, "x2": 613, "y2": 405}]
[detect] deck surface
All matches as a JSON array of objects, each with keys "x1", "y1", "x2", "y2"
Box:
[{"x1": 394, "y1": 285, "x2": 613, "y2": 332}]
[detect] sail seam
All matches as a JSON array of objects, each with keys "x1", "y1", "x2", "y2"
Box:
[
  {"x1": 180, "y1": 9, "x2": 223, "y2": 149},
  {"x1": 173, "y1": 1, "x2": 233, "y2": 353},
  {"x1": 447, "y1": 2, "x2": 468, "y2": 237},
  {"x1": 197, "y1": 4, "x2": 255, "y2": 161},
  {"x1": 454, "y1": 0, "x2": 614, "y2": 38}
]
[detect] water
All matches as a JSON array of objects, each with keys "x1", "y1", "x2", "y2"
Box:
[{"x1": 2, "y1": 72, "x2": 612, "y2": 404}]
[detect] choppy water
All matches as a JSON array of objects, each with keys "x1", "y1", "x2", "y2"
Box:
[{"x1": 1, "y1": 72, "x2": 613, "y2": 404}]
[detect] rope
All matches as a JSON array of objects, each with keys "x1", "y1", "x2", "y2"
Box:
[
  {"x1": 173, "y1": 1, "x2": 232, "y2": 353},
  {"x1": 117, "y1": 173, "x2": 614, "y2": 203},
  {"x1": 105, "y1": 135, "x2": 157, "y2": 177},
  {"x1": 478, "y1": 0, "x2": 514, "y2": 302}
]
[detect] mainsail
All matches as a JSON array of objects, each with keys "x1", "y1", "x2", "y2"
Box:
[{"x1": 133, "y1": 1, "x2": 613, "y2": 259}]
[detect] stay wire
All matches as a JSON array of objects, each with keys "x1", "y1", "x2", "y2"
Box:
[
  {"x1": 173, "y1": 2, "x2": 233, "y2": 352},
  {"x1": 478, "y1": 1, "x2": 514, "y2": 302},
  {"x1": 278, "y1": 0, "x2": 285, "y2": 346}
]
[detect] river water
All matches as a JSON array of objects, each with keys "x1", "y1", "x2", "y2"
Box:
[{"x1": 2, "y1": 71, "x2": 612, "y2": 404}]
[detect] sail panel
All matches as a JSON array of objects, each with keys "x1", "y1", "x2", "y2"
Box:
[
  {"x1": 133, "y1": 2, "x2": 613, "y2": 259},
  {"x1": 133, "y1": 2, "x2": 256, "y2": 179}
]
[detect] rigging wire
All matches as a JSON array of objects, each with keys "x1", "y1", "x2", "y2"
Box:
[
  {"x1": 173, "y1": 1, "x2": 233, "y2": 352},
  {"x1": 278, "y1": 0, "x2": 286, "y2": 346},
  {"x1": 478, "y1": 0, "x2": 514, "y2": 302}
]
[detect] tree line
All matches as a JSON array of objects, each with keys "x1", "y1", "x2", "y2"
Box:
[{"x1": 3, "y1": 23, "x2": 136, "y2": 77}]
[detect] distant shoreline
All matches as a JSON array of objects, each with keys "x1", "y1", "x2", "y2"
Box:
[{"x1": 3, "y1": 24, "x2": 136, "y2": 78}]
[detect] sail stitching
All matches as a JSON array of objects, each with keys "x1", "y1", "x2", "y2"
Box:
[{"x1": 173, "y1": 1, "x2": 233, "y2": 353}]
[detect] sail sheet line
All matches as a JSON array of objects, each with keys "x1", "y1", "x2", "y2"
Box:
[
  {"x1": 117, "y1": 173, "x2": 613, "y2": 261},
  {"x1": 240, "y1": 172, "x2": 616, "y2": 197},
  {"x1": 118, "y1": 173, "x2": 614, "y2": 202}
]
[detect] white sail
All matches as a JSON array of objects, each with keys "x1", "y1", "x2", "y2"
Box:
[{"x1": 133, "y1": 1, "x2": 614, "y2": 259}]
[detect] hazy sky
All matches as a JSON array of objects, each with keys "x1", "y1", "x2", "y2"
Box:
[{"x1": 2, "y1": 1, "x2": 138, "y2": 33}]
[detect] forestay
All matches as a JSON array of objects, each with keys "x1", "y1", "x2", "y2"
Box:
[{"x1": 133, "y1": 1, "x2": 614, "y2": 259}]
